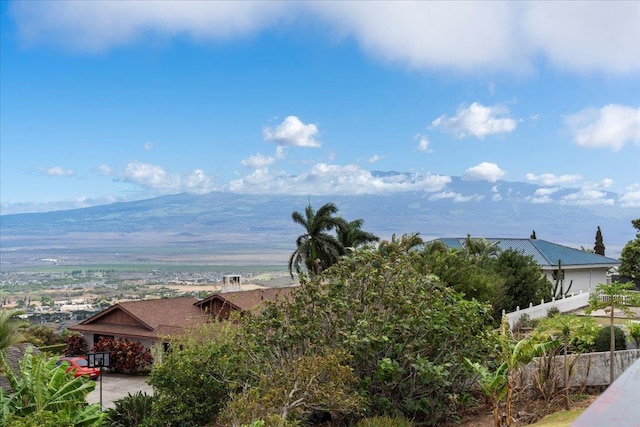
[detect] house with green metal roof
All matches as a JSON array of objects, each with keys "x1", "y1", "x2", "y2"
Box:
[{"x1": 436, "y1": 238, "x2": 621, "y2": 294}]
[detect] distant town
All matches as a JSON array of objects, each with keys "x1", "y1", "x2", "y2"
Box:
[{"x1": 0, "y1": 263, "x2": 296, "y2": 333}]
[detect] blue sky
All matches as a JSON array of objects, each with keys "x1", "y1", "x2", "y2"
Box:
[{"x1": 1, "y1": 1, "x2": 639, "y2": 215}]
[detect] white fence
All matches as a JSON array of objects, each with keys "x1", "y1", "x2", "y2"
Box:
[{"x1": 504, "y1": 291, "x2": 591, "y2": 328}]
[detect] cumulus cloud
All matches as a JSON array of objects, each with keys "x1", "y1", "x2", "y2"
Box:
[
  {"x1": 525, "y1": 173, "x2": 582, "y2": 187},
  {"x1": 428, "y1": 191, "x2": 483, "y2": 203},
  {"x1": 560, "y1": 180, "x2": 615, "y2": 206},
  {"x1": 367, "y1": 155, "x2": 384, "y2": 163},
  {"x1": 263, "y1": 116, "x2": 321, "y2": 147},
  {"x1": 462, "y1": 162, "x2": 506, "y2": 182},
  {"x1": 620, "y1": 184, "x2": 640, "y2": 208},
  {"x1": 117, "y1": 161, "x2": 215, "y2": 193},
  {"x1": 228, "y1": 163, "x2": 451, "y2": 195},
  {"x1": 143, "y1": 141, "x2": 153, "y2": 150},
  {"x1": 10, "y1": 2, "x2": 638, "y2": 74},
  {"x1": 416, "y1": 134, "x2": 433, "y2": 152},
  {"x1": 527, "y1": 187, "x2": 560, "y2": 204},
  {"x1": 431, "y1": 102, "x2": 517, "y2": 139},
  {"x1": 565, "y1": 104, "x2": 640, "y2": 150},
  {"x1": 43, "y1": 166, "x2": 74, "y2": 176},
  {"x1": 241, "y1": 153, "x2": 277, "y2": 169}
]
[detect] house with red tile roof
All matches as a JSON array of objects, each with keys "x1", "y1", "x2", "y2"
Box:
[{"x1": 68, "y1": 286, "x2": 294, "y2": 362}]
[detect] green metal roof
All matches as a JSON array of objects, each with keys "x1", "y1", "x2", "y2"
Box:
[{"x1": 437, "y1": 238, "x2": 620, "y2": 267}]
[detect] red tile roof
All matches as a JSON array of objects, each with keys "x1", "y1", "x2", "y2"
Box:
[
  {"x1": 69, "y1": 296, "x2": 206, "y2": 340},
  {"x1": 69, "y1": 287, "x2": 296, "y2": 341},
  {"x1": 196, "y1": 286, "x2": 295, "y2": 313}
]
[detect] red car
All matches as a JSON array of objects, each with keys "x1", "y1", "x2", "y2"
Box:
[{"x1": 56, "y1": 357, "x2": 101, "y2": 380}]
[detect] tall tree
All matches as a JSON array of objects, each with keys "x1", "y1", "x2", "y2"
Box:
[
  {"x1": 377, "y1": 232, "x2": 424, "y2": 256},
  {"x1": 619, "y1": 218, "x2": 640, "y2": 279},
  {"x1": 336, "y1": 218, "x2": 379, "y2": 254},
  {"x1": 288, "y1": 202, "x2": 344, "y2": 278},
  {"x1": 493, "y1": 249, "x2": 552, "y2": 312},
  {"x1": 586, "y1": 281, "x2": 636, "y2": 384},
  {"x1": 594, "y1": 226, "x2": 605, "y2": 256}
]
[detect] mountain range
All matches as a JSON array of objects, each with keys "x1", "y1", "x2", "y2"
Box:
[{"x1": 1, "y1": 177, "x2": 636, "y2": 266}]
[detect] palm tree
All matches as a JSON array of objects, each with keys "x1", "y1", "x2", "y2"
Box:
[
  {"x1": 0, "y1": 308, "x2": 29, "y2": 386},
  {"x1": 289, "y1": 202, "x2": 344, "y2": 278},
  {"x1": 377, "y1": 233, "x2": 424, "y2": 256},
  {"x1": 463, "y1": 234, "x2": 501, "y2": 259},
  {"x1": 336, "y1": 218, "x2": 379, "y2": 254}
]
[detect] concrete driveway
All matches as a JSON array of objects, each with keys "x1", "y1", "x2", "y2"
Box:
[{"x1": 86, "y1": 373, "x2": 153, "y2": 410}]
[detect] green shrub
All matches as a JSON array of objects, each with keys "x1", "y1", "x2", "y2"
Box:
[
  {"x1": 594, "y1": 326, "x2": 627, "y2": 352},
  {"x1": 103, "y1": 391, "x2": 153, "y2": 427},
  {"x1": 355, "y1": 415, "x2": 415, "y2": 427},
  {"x1": 627, "y1": 321, "x2": 640, "y2": 348},
  {"x1": 146, "y1": 322, "x2": 248, "y2": 427}
]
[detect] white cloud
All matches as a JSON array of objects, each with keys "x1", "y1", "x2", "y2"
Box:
[
  {"x1": 560, "y1": 180, "x2": 616, "y2": 206},
  {"x1": 527, "y1": 187, "x2": 560, "y2": 204},
  {"x1": 117, "y1": 161, "x2": 215, "y2": 193},
  {"x1": 228, "y1": 163, "x2": 451, "y2": 195},
  {"x1": 10, "y1": 1, "x2": 291, "y2": 53},
  {"x1": 143, "y1": 141, "x2": 153, "y2": 150},
  {"x1": 490, "y1": 185, "x2": 502, "y2": 201},
  {"x1": 416, "y1": 134, "x2": 432, "y2": 152},
  {"x1": 10, "y1": 2, "x2": 639, "y2": 74},
  {"x1": 521, "y1": 2, "x2": 640, "y2": 74},
  {"x1": 431, "y1": 102, "x2": 517, "y2": 139},
  {"x1": 263, "y1": 116, "x2": 321, "y2": 147},
  {"x1": 241, "y1": 153, "x2": 276, "y2": 169},
  {"x1": 428, "y1": 191, "x2": 483, "y2": 203},
  {"x1": 44, "y1": 166, "x2": 75, "y2": 176},
  {"x1": 565, "y1": 104, "x2": 640, "y2": 151},
  {"x1": 620, "y1": 184, "x2": 640, "y2": 208},
  {"x1": 462, "y1": 162, "x2": 506, "y2": 182},
  {"x1": 525, "y1": 173, "x2": 582, "y2": 187},
  {"x1": 367, "y1": 155, "x2": 384, "y2": 163}
]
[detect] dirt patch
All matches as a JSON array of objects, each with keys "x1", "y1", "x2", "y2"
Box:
[{"x1": 451, "y1": 393, "x2": 599, "y2": 427}]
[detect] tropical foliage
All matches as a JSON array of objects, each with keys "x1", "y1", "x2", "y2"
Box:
[
  {"x1": 92, "y1": 337, "x2": 153, "y2": 374},
  {"x1": 0, "y1": 308, "x2": 29, "y2": 386},
  {"x1": 103, "y1": 391, "x2": 154, "y2": 427},
  {"x1": 0, "y1": 351, "x2": 103, "y2": 427},
  {"x1": 466, "y1": 318, "x2": 559, "y2": 427},
  {"x1": 288, "y1": 202, "x2": 345, "y2": 277},
  {"x1": 247, "y1": 250, "x2": 495, "y2": 425},
  {"x1": 586, "y1": 281, "x2": 636, "y2": 384},
  {"x1": 146, "y1": 322, "x2": 248, "y2": 426}
]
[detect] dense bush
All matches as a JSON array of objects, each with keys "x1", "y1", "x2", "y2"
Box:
[
  {"x1": 103, "y1": 391, "x2": 154, "y2": 427},
  {"x1": 64, "y1": 333, "x2": 88, "y2": 356},
  {"x1": 92, "y1": 337, "x2": 153, "y2": 374},
  {"x1": 25, "y1": 325, "x2": 65, "y2": 347},
  {"x1": 145, "y1": 322, "x2": 248, "y2": 427},
  {"x1": 594, "y1": 326, "x2": 627, "y2": 352},
  {"x1": 243, "y1": 250, "x2": 494, "y2": 425}
]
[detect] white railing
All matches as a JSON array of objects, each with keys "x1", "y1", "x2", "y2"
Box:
[{"x1": 504, "y1": 291, "x2": 591, "y2": 328}]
